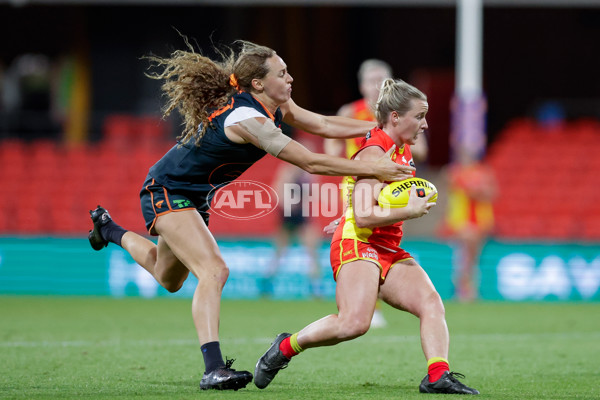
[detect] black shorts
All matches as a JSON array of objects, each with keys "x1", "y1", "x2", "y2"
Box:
[{"x1": 140, "y1": 175, "x2": 210, "y2": 235}]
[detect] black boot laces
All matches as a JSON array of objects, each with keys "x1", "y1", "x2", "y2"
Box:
[
  {"x1": 448, "y1": 372, "x2": 466, "y2": 382},
  {"x1": 224, "y1": 357, "x2": 236, "y2": 370}
]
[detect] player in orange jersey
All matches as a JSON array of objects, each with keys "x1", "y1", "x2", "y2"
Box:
[
  {"x1": 443, "y1": 149, "x2": 497, "y2": 301},
  {"x1": 255, "y1": 79, "x2": 479, "y2": 395}
]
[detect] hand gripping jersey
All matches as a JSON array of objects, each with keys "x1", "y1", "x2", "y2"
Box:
[
  {"x1": 332, "y1": 127, "x2": 416, "y2": 250},
  {"x1": 145, "y1": 91, "x2": 284, "y2": 216}
]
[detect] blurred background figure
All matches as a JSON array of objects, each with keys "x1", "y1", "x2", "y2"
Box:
[
  {"x1": 326, "y1": 59, "x2": 428, "y2": 163},
  {"x1": 326, "y1": 59, "x2": 391, "y2": 160},
  {"x1": 2, "y1": 53, "x2": 58, "y2": 140},
  {"x1": 442, "y1": 149, "x2": 497, "y2": 302},
  {"x1": 266, "y1": 132, "x2": 323, "y2": 297}
]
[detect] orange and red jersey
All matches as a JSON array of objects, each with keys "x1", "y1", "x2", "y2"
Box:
[
  {"x1": 339, "y1": 98, "x2": 376, "y2": 205},
  {"x1": 344, "y1": 98, "x2": 375, "y2": 159},
  {"x1": 333, "y1": 127, "x2": 416, "y2": 250}
]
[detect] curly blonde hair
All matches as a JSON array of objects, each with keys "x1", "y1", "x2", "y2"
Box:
[{"x1": 144, "y1": 40, "x2": 275, "y2": 146}]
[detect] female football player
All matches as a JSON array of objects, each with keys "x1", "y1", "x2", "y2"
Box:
[
  {"x1": 87, "y1": 41, "x2": 414, "y2": 391},
  {"x1": 255, "y1": 79, "x2": 479, "y2": 395}
]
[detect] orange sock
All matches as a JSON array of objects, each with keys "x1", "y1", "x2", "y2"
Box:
[{"x1": 427, "y1": 357, "x2": 449, "y2": 382}]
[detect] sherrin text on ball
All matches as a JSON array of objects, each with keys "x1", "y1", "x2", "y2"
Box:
[{"x1": 378, "y1": 177, "x2": 438, "y2": 208}]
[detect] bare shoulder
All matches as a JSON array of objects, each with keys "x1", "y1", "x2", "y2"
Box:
[{"x1": 354, "y1": 145, "x2": 385, "y2": 161}]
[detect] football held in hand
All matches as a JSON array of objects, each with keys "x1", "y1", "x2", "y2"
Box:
[{"x1": 378, "y1": 177, "x2": 438, "y2": 208}]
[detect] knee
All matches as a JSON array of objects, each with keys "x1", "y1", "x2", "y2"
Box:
[
  {"x1": 421, "y1": 291, "x2": 446, "y2": 319},
  {"x1": 164, "y1": 280, "x2": 185, "y2": 293},
  {"x1": 217, "y1": 262, "x2": 230, "y2": 286},
  {"x1": 160, "y1": 275, "x2": 187, "y2": 293},
  {"x1": 212, "y1": 257, "x2": 229, "y2": 286},
  {"x1": 197, "y1": 255, "x2": 230, "y2": 287},
  {"x1": 338, "y1": 314, "x2": 371, "y2": 340}
]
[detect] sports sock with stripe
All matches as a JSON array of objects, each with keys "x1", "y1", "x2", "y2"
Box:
[
  {"x1": 279, "y1": 333, "x2": 303, "y2": 359},
  {"x1": 427, "y1": 357, "x2": 450, "y2": 382}
]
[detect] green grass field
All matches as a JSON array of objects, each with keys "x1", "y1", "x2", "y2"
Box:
[{"x1": 1, "y1": 297, "x2": 598, "y2": 399}]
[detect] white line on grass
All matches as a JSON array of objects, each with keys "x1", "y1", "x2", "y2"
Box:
[{"x1": 2, "y1": 331, "x2": 599, "y2": 348}]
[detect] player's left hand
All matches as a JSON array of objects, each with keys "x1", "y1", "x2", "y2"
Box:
[
  {"x1": 405, "y1": 184, "x2": 436, "y2": 219},
  {"x1": 323, "y1": 218, "x2": 341, "y2": 235}
]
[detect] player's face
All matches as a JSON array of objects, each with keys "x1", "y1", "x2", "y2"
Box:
[
  {"x1": 258, "y1": 55, "x2": 294, "y2": 105},
  {"x1": 394, "y1": 99, "x2": 429, "y2": 146}
]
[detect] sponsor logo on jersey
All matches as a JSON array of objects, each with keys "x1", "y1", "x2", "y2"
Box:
[
  {"x1": 361, "y1": 247, "x2": 379, "y2": 260},
  {"x1": 173, "y1": 199, "x2": 192, "y2": 208}
]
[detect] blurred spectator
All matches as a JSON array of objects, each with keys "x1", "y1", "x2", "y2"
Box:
[
  {"x1": 0, "y1": 61, "x2": 6, "y2": 135},
  {"x1": 0, "y1": 61, "x2": 4, "y2": 104},
  {"x1": 442, "y1": 148, "x2": 497, "y2": 302},
  {"x1": 2, "y1": 53, "x2": 60, "y2": 139},
  {"x1": 266, "y1": 134, "x2": 322, "y2": 296},
  {"x1": 326, "y1": 59, "x2": 428, "y2": 164}
]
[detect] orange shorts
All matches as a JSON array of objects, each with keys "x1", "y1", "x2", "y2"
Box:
[{"x1": 330, "y1": 238, "x2": 413, "y2": 282}]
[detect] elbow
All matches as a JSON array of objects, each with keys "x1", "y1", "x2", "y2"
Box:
[
  {"x1": 354, "y1": 214, "x2": 372, "y2": 229},
  {"x1": 301, "y1": 154, "x2": 327, "y2": 175},
  {"x1": 355, "y1": 218, "x2": 367, "y2": 229},
  {"x1": 301, "y1": 161, "x2": 318, "y2": 175},
  {"x1": 312, "y1": 130, "x2": 330, "y2": 139}
]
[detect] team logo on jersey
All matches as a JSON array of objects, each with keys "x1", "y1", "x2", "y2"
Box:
[{"x1": 207, "y1": 180, "x2": 279, "y2": 220}]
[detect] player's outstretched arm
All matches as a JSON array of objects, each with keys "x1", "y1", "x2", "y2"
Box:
[
  {"x1": 277, "y1": 141, "x2": 414, "y2": 182},
  {"x1": 229, "y1": 116, "x2": 413, "y2": 181},
  {"x1": 281, "y1": 98, "x2": 376, "y2": 139}
]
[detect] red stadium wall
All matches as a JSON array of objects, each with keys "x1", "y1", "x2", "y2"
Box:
[
  {"x1": 0, "y1": 120, "x2": 338, "y2": 238},
  {"x1": 487, "y1": 118, "x2": 599, "y2": 241},
  {"x1": 0, "y1": 117, "x2": 598, "y2": 241}
]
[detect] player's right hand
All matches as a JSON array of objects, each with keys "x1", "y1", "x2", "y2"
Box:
[{"x1": 373, "y1": 145, "x2": 415, "y2": 182}]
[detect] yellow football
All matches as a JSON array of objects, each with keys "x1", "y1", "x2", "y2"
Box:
[{"x1": 378, "y1": 177, "x2": 438, "y2": 208}]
